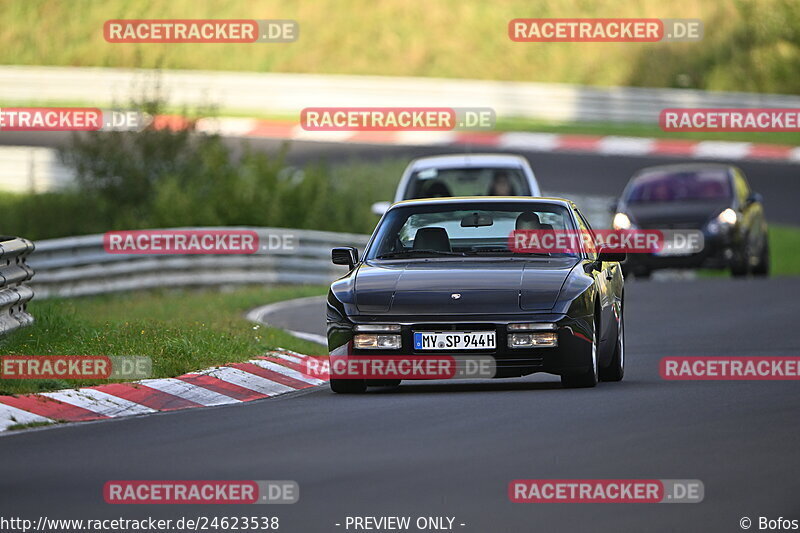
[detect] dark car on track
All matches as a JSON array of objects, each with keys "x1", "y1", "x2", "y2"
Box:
[
  {"x1": 612, "y1": 164, "x2": 769, "y2": 278},
  {"x1": 327, "y1": 197, "x2": 626, "y2": 393}
]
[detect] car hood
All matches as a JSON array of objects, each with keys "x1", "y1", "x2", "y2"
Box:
[
  {"x1": 354, "y1": 258, "x2": 578, "y2": 315},
  {"x1": 625, "y1": 200, "x2": 729, "y2": 228}
]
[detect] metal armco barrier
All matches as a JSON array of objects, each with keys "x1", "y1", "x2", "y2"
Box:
[
  {"x1": 2, "y1": 66, "x2": 800, "y2": 124},
  {"x1": 28, "y1": 227, "x2": 370, "y2": 298},
  {"x1": 0, "y1": 236, "x2": 35, "y2": 335}
]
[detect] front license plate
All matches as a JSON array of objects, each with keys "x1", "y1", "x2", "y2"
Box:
[{"x1": 414, "y1": 331, "x2": 496, "y2": 350}]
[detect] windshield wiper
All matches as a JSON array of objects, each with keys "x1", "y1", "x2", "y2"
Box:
[{"x1": 376, "y1": 249, "x2": 464, "y2": 259}]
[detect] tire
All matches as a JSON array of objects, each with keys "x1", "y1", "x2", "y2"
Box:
[
  {"x1": 561, "y1": 317, "x2": 599, "y2": 388},
  {"x1": 752, "y1": 238, "x2": 770, "y2": 277},
  {"x1": 599, "y1": 304, "x2": 624, "y2": 382},
  {"x1": 731, "y1": 251, "x2": 749, "y2": 277},
  {"x1": 329, "y1": 378, "x2": 367, "y2": 394},
  {"x1": 731, "y1": 241, "x2": 751, "y2": 277}
]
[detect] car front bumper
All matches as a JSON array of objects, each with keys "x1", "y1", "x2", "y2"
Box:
[{"x1": 327, "y1": 313, "x2": 596, "y2": 379}]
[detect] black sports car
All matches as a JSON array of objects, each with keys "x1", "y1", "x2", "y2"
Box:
[
  {"x1": 613, "y1": 163, "x2": 769, "y2": 278},
  {"x1": 327, "y1": 197, "x2": 626, "y2": 393}
]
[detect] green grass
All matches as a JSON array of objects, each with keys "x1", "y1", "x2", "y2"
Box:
[
  {"x1": 6, "y1": 420, "x2": 59, "y2": 431},
  {"x1": 768, "y1": 225, "x2": 800, "y2": 276},
  {"x1": 696, "y1": 224, "x2": 800, "y2": 278},
  {"x1": 1, "y1": 0, "x2": 799, "y2": 94},
  {"x1": 0, "y1": 285, "x2": 328, "y2": 396}
]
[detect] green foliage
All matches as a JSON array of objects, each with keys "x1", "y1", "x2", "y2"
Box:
[
  {"x1": 0, "y1": 102, "x2": 402, "y2": 240},
  {"x1": 0, "y1": 0, "x2": 799, "y2": 93}
]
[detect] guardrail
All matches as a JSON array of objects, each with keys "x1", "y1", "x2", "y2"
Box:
[
  {"x1": 28, "y1": 227, "x2": 370, "y2": 298},
  {"x1": 2, "y1": 66, "x2": 800, "y2": 124},
  {"x1": 0, "y1": 237, "x2": 35, "y2": 336}
]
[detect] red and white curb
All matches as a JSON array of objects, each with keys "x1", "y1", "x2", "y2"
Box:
[
  {"x1": 172, "y1": 116, "x2": 800, "y2": 164},
  {"x1": 0, "y1": 350, "x2": 325, "y2": 433}
]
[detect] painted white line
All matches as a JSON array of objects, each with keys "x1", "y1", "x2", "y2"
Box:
[
  {"x1": 196, "y1": 117, "x2": 259, "y2": 137},
  {"x1": 286, "y1": 329, "x2": 328, "y2": 345},
  {"x1": 497, "y1": 132, "x2": 560, "y2": 151},
  {"x1": 137, "y1": 378, "x2": 240, "y2": 407},
  {"x1": 41, "y1": 389, "x2": 155, "y2": 417},
  {"x1": 245, "y1": 295, "x2": 326, "y2": 323},
  {"x1": 598, "y1": 136, "x2": 656, "y2": 156},
  {"x1": 0, "y1": 404, "x2": 53, "y2": 431},
  {"x1": 249, "y1": 359, "x2": 326, "y2": 386},
  {"x1": 693, "y1": 141, "x2": 752, "y2": 160},
  {"x1": 270, "y1": 352, "x2": 304, "y2": 364},
  {"x1": 291, "y1": 125, "x2": 355, "y2": 142},
  {"x1": 198, "y1": 366, "x2": 296, "y2": 396},
  {"x1": 246, "y1": 295, "x2": 328, "y2": 346},
  {"x1": 788, "y1": 147, "x2": 800, "y2": 162}
]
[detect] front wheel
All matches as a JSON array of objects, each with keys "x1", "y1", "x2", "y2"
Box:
[
  {"x1": 561, "y1": 318, "x2": 599, "y2": 388},
  {"x1": 752, "y1": 238, "x2": 770, "y2": 277},
  {"x1": 330, "y1": 378, "x2": 367, "y2": 394},
  {"x1": 600, "y1": 306, "x2": 624, "y2": 382}
]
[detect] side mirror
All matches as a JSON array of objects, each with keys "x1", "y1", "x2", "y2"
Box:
[
  {"x1": 746, "y1": 192, "x2": 763, "y2": 205},
  {"x1": 332, "y1": 247, "x2": 358, "y2": 268},
  {"x1": 371, "y1": 201, "x2": 391, "y2": 216},
  {"x1": 598, "y1": 249, "x2": 627, "y2": 263}
]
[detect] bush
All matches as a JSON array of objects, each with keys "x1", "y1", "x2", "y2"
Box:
[{"x1": 0, "y1": 103, "x2": 404, "y2": 240}]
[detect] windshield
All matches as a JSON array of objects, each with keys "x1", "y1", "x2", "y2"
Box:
[
  {"x1": 366, "y1": 202, "x2": 577, "y2": 259},
  {"x1": 403, "y1": 166, "x2": 530, "y2": 199},
  {"x1": 625, "y1": 169, "x2": 733, "y2": 203}
]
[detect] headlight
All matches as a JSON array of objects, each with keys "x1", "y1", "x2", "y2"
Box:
[
  {"x1": 707, "y1": 208, "x2": 738, "y2": 234},
  {"x1": 612, "y1": 212, "x2": 634, "y2": 230},
  {"x1": 508, "y1": 332, "x2": 558, "y2": 348},
  {"x1": 717, "y1": 208, "x2": 738, "y2": 225},
  {"x1": 354, "y1": 334, "x2": 401, "y2": 349}
]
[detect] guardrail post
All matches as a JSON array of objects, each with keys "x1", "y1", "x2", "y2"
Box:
[{"x1": 0, "y1": 236, "x2": 36, "y2": 336}]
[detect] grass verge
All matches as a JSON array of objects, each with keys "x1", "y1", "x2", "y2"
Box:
[
  {"x1": 767, "y1": 225, "x2": 800, "y2": 276},
  {"x1": 0, "y1": 285, "x2": 328, "y2": 396},
  {"x1": 695, "y1": 224, "x2": 800, "y2": 278}
]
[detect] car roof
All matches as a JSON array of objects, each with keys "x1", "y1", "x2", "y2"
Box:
[
  {"x1": 389, "y1": 196, "x2": 574, "y2": 210},
  {"x1": 408, "y1": 153, "x2": 529, "y2": 170}
]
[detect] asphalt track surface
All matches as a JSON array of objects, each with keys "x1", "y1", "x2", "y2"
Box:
[
  {"x1": 2, "y1": 131, "x2": 800, "y2": 225},
  {"x1": 1, "y1": 133, "x2": 798, "y2": 531},
  {"x1": 1, "y1": 277, "x2": 799, "y2": 532}
]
